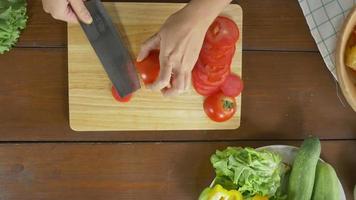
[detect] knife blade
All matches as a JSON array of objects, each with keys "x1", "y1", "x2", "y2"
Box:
[{"x1": 79, "y1": 0, "x2": 140, "y2": 97}]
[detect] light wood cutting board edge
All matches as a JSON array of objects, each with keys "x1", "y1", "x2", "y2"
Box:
[{"x1": 67, "y1": 2, "x2": 243, "y2": 131}]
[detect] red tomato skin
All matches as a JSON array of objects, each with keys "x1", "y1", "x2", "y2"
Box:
[
  {"x1": 111, "y1": 86, "x2": 133, "y2": 103},
  {"x1": 136, "y1": 50, "x2": 160, "y2": 85},
  {"x1": 220, "y1": 73, "x2": 244, "y2": 97},
  {"x1": 203, "y1": 92, "x2": 237, "y2": 122},
  {"x1": 205, "y1": 16, "x2": 239, "y2": 47}
]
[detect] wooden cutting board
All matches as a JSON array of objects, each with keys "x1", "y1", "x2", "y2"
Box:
[{"x1": 68, "y1": 2, "x2": 243, "y2": 131}]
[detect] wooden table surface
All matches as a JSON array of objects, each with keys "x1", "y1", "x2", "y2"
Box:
[{"x1": 0, "y1": 0, "x2": 355, "y2": 199}]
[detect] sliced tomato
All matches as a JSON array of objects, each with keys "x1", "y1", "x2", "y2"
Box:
[
  {"x1": 199, "y1": 44, "x2": 236, "y2": 65},
  {"x1": 192, "y1": 80, "x2": 220, "y2": 96},
  {"x1": 220, "y1": 73, "x2": 244, "y2": 97},
  {"x1": 192, "y1": 67, "x2": 219, "y2": 90},
  {"x1": 192, "y1": 68, "x2": 220, "y2": 96},
  {"x1": 205, "y1": 16, "x2": 239, "y2": 47},
  {"x1": 194, "y1": 61, "x2": 230, "y2": 87},
  {"x1": 203, "y1": 92, "x2": 237, "y2": 122},
  {"x1": 196, "y1": 59, "x2": 228, "y2": 74},
  {"x1": 136, "y1": 50, "x2": 160, "y2": 85},
  {"x1": 111, "y1": 85, "x2": 133, "y2": 103},
  {"x1": 207, "y1": 68, "x2": 230, "y2": 84}
]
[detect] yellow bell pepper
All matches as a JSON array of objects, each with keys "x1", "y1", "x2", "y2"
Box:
[
  {"x1": 251, "y1": 195, "x2": 269, "y2": 200},
  {"x1": 345, "y1": 45, "x2": 356, "y2": 71},
  {"x1": 198, "y1": 184, "x2": 243, "y2": 200}
]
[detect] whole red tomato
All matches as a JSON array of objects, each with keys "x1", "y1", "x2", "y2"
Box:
[
  {"x1": 136, "y1": 50, "x2": 160, "y2": 85},
  {"x1": 203, "y1": 92, "x2": 236, "y2": 122}
]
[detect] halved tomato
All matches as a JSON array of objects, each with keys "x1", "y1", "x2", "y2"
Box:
[{"x1": 205, "y1": 16, "x2": 239, "y2": 47}]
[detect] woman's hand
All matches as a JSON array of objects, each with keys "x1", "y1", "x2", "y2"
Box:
[
  {"x1": 42, "y1": 0, "x2": 92, "y2": 24},
  {"x1": 137, "y1": 0, "x2": 232, "y2": 96},
  {"x1": 137, "y1": 6, "x2": 210, "y2": 96}
]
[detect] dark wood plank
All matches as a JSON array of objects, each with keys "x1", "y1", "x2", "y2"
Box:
[
  {"x1": 0, "y1": 49, "x2": 355, "y2": 141},
  {"x1": 0, "y1": 141, "x2": 353, "y2": 199},
  {"x1": 16, "y1": 0, "x2": 316, "y2": 51},
  {"x1": 236, "y1": 0, "x2": 317, "y2": 51},
  {"x1": 17, "y1": 0, "x2": 66, "y2": 47}
]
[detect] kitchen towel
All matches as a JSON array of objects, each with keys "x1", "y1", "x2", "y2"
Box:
[{"x1": 298, "y1": 0, "x2": 355, "y2": 79}]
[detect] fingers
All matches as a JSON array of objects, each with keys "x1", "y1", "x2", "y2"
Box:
[
  {"x1": 184, "y1": 72, "x2": 191, "y2": 90},
  {"x1": 43, "y1": 0, "x2": 74, "y2": 23},
  {"x1": 69, "y1": 0, "x2": 93, "y2": 24},
  {"x1": 162, "y1": 72, "x2": 186, "y2": 97},
  {"x1": 65, "y1": 6, "x2": 79, "y2": 23},
  {"x1": 137, "y1": 34, "x2": 160, "y2": 62},
  {"x1": 147, "y1": 53, "x2": 174, "y2": 91}
]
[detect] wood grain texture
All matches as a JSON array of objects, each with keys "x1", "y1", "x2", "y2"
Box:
[
  {"x1": 16, "y1": 0, "x2": 66, "y2": 47},
  {"x1": 1, "y1": 49, "x2": 356, "y2": 140},
  {"x1": 68, "y1": 3, "x2": 243, "y2": 131},
  {"x1": 0, "y1": 141, "x2": 354, "y2": 199},
  {"x1": 15, "y1": 0, "x2": 316, "y2": 51}
]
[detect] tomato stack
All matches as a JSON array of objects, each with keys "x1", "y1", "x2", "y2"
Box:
[
  {"x1": 192, "y1": 16, "x2": 244, "y2": 122},
  {"x1": 192, "y1": 16, "x2": 240, "y2": 96}
]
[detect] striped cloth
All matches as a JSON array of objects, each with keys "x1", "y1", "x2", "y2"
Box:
[{"x1": 298, "y1": 0, "x2": 356, "y2": 79}]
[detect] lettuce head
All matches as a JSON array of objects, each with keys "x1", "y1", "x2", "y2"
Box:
[
  {"x1": 211, "y1": 147, "x2": 284, "y2": 199},
  {"x1": 0, "y1": 0, "x2": 28, "y2": 54}
]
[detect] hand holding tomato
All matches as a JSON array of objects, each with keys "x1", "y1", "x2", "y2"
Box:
[{"x1": 137, "y1": 0, "x2": 233, "y2": 97}]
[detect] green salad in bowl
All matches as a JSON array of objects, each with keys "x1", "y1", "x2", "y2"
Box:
[
  {"x1": 199, "y1": 138, "x2": 344, "y2": 200},
  {"x1": 200, "y1": 147, "x2": 289, "y2": 200}
]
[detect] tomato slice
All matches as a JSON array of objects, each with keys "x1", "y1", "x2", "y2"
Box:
[
  {"x1": 199, "y1": 44, "x2": 236, "y2": 65},
  {"x1": 194, "y1": 60, "x2": 230, "y2": 87},
  {"x1": 111, "y1": 85, "x2": 133, "y2": 103},
  {"x1": 220, "y1": 73, "x2": 244, "y2": 97},
  {"x1": 192, "y1": 68, "x2": 220, "y2": 96},
  {"x1": 207, "y1": 68, "x2": 230, "y2": 84},
  {"x1": 136, "y1": 50, "x2": 160, "y2": 85},
  {"x1": 192, "y1": 80, "x2": 220, "y2": 96},
  {"x1": 205, "y1": 16, "x2": 239, "y2": 47},
  {"x1": 203, "y1": 92, "x2": 237, "y2": 122}
]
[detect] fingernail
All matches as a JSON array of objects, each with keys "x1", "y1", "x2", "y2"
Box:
[
  {"x1": 85, "y1": 13, "x2": 93, "y2": 24},
  {"x1": 136, "y1": 54, "x2": 143, "y2": 62}
]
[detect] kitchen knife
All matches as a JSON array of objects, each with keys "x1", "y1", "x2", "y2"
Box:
[{"x1": 79, "y1": 0, "x2": 140, "y2": 97}]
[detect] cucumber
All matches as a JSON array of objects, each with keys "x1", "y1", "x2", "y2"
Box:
[
  {"x1": 287, "y1": 137, "x2": 321, "y2": 200},
  {"x1": 311, "y1": 161, "x2": 340, "y2": 200}
]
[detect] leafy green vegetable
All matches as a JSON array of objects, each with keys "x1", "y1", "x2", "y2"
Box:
[
  {"x1": 211, "y1": 147, "x2": 285, "y2": 199},
  {"x1": 0, "y1": 0, "x2": 28, "y2": 54}
]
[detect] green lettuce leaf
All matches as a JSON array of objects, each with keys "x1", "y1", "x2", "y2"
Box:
[
  {"x1": 210, "y1": 147, "x2": 284, "y2": 199},
  {"x1": 0, "y1": 0, "x2": 27, "y2": 54}
]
